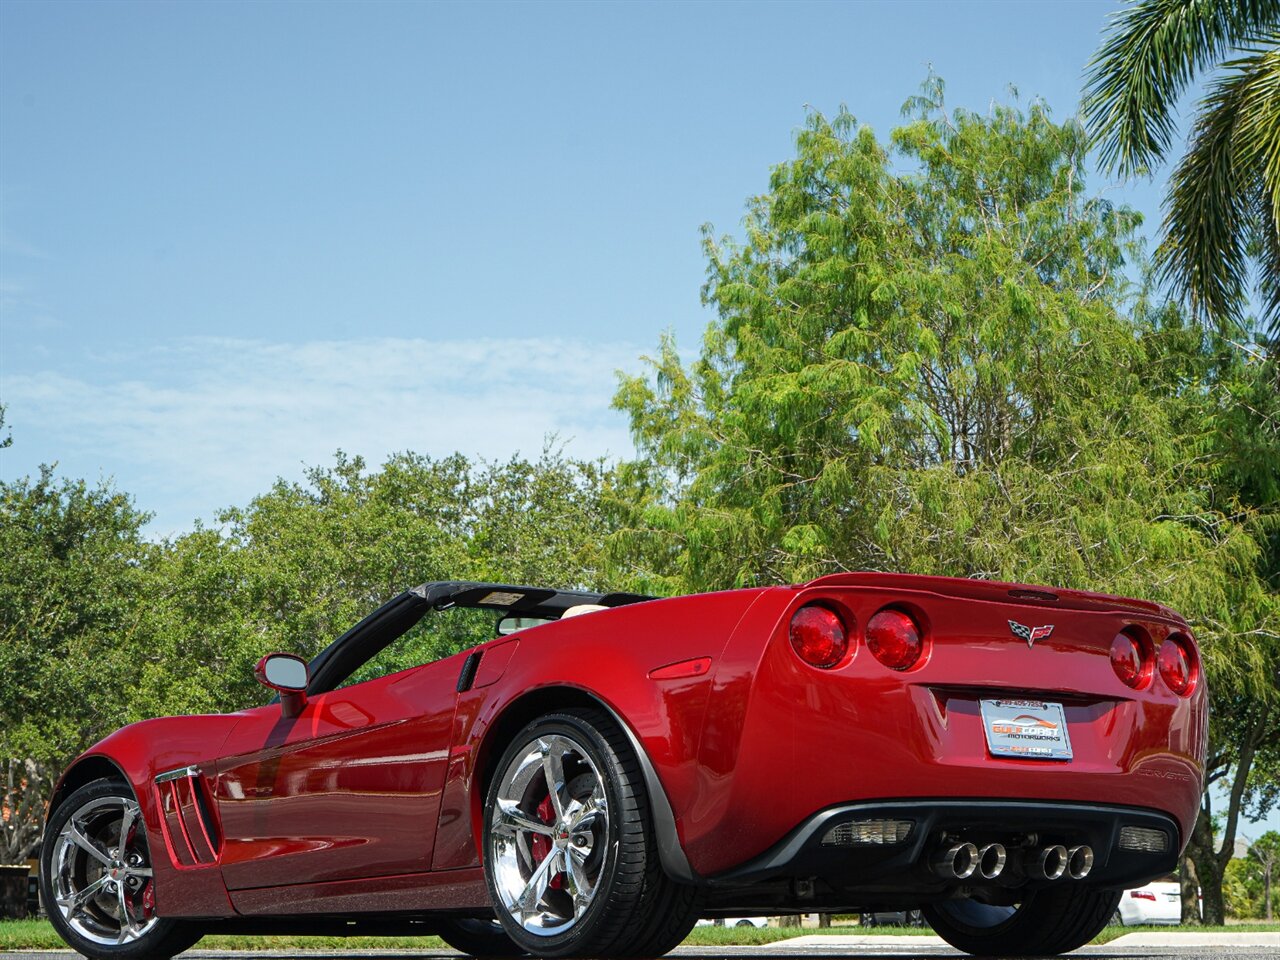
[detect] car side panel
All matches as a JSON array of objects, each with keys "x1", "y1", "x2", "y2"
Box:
[{"x1": 215, "y1": 652, "x2": 463, "y2": 891}]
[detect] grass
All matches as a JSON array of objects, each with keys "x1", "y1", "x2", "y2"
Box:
[{"x1": 2, "y1": 917, "x2": 1279, "y2": 951}]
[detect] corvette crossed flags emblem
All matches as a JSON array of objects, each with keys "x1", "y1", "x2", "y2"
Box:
[{"x1": 1009, "y1": 620, "x2": 1054, "y2": 648}]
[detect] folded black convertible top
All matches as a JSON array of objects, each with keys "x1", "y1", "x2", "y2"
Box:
[{"x1": 413, "y1": 580, "x2": 654, "y2": 617}]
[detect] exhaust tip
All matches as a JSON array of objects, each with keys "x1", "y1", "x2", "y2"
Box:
[
  {"x1": 978, "y1": 843, "x2": 1007, "y2": 879},
  {"x1": 1035, "y1": 844, "x2": 1069, "y2": 880},
  {"x1": 1068, "y1": 845, "x2": 1094, "y2": 879},
  {"x1": 932, "y1": 842, "x2": 979, "y2": 879}
]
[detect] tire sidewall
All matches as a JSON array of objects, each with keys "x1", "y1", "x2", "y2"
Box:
[
  {"x1": 482, "y1": 713, "x2": 629, "y2": 955},
  {"x1": 40, "y1": 778, "x2": 185, "y2": 960},
  {"x1": 924, "y1": 886, "x2": 1121, "y2": 956}
]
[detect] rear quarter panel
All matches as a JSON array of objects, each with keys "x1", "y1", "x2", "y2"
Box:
[{"x1": 432, "y1": 589, "x2": 769, "y2": 872}]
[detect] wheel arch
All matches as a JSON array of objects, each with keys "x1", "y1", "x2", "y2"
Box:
[
  {"x1": 475, "y1": 684, "x2": 698, "y2": 883},
  {"x1": 48, "y1": 754, "x2": 130, "y2": 820}
]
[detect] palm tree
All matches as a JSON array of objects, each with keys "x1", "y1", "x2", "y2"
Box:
[{"x1": 1084, "y1": 0, "x2": 1280, "y2": 339}]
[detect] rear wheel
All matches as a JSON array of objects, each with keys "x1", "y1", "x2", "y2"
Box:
[
  {"x1": 39, "y1": 778, "x2": 202, "y2": 960},
  {"x1": 923, "y1": 886, "x2": 1121, "y2": 956},
  {"x1": 482, "y1": 708, "x2": 700, "y2": 957}
]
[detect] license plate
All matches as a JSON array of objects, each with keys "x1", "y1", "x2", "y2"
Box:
[{"x1": 979, "y1": 699, "x2": 1072, "y2": 760}]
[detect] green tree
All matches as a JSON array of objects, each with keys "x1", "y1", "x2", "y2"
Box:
[
  {"x1": 0, "y1": 467, "x2": 155, "y2": 860},
  {"x1": 1249, "y1": 831, "x2": 1280, "y2": 920},
  {"x1": 135, "y1": 448, "x2": 621, "y2": 718},
  {"x1": 1083, "y1": 0, "x2": 1280, "y2": 336},
  {"x1": 1224, "y1": 854, "x2": 1262, "y2": 918},
  {"x1": 613, "y1": 78, "x2": 1280, "y2": 923}
]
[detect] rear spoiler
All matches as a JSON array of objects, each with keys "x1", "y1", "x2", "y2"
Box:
[{"x1": 804, "y1": 573, "x2": 1183, "y2": 622}]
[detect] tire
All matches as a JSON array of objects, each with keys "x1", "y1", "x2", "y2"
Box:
[
  {"x1": 482, "y1": 708, "x2": 701, "y2": 958},
  {"x1": 40, "y1": 778, "x2": 202, "y2": 960},
  {"x1": 923, "y1": 886, "x2": 1122, "y2": 956},
  {"x1": 734, "y1": 919, "x2": 753, "y2": 928},
  {"x1": 437, "y1": 916, "x2": 525, "y2": 957}
]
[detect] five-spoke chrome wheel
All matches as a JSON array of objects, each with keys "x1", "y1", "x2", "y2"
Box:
[
  {"x1": 489, "y1": 732, "x2": 609, "y2": 937},
  {"x1": 49, "y1": 794, "x2": 158, "y2": 946}
]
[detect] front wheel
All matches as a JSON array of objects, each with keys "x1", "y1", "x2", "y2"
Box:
[
  {"x1": 923, "y1": 886, "x2": 1121, "y2": 956},
  {"x1": 39, "y1": 778, "x2": 202, "y2": 960},
  {"x1": 482, "y1": 708, "x2": 700, "y2": 958}
]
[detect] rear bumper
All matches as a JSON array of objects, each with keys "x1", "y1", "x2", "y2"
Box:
[{"x1": 706, "y1": 798, "x2": 1180, "y2": 893}]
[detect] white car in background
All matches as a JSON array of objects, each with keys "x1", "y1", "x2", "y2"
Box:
[
  {"x1": 695, "y1": 918, "x2": 771, "y2": 929},
  {"x1": 1116, "y1": 881, "x2": 1181, "y2": 925}
]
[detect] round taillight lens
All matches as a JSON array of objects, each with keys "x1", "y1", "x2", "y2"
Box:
[
  {"x1": 1158, "y1": 636, "x2": 1196, "y2": 695},
  {"x1": 866, "y1": 609, "x2": 923, "y2": 671},
  {"x1": 789, "y1": 605, "x2": 848, "y2": 668},
  {"x1": 1109, "y1": 632, "x2": 1149, "y2": 689}
]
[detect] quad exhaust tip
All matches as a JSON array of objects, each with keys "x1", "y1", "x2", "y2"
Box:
[
  {"x1": 1034, "y1": 844, "x2": 1069, "y2": 880},
  {"x1": 931, "y1": 841, "x2": 1090, "y2": 882},
  {"x1": 977, "y1": 843, "x2": 1007, "y2": 879},
  {"x1": 1068, "y1": 844, "x2": 1094, "y2": 879},
  {"x1": 932, "y1": 842, "x2": 979, "y2": 879}
]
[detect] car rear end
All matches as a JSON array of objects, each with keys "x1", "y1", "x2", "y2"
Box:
[{"x1": 687, "y1": 573, "x2": 1206, "y2": 911}]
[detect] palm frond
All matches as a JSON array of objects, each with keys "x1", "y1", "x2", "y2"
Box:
[
  {"x1": 1236, "y1": 43, "x2": 1280, "y2": 338},
  {"x1": 1083, "y1": 0, "x2": 1280, "y2": 176},
  {"x1": 1157, "y1": 38, "x2": 1280, "y2": 334},
  {"x1": 1254, "y1": 183, "x2": 1280, "y2": 341}
]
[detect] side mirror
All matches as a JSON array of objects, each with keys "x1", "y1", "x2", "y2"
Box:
[{"x1": 255, "y1": 653, "x2": 309, "y2": 719}]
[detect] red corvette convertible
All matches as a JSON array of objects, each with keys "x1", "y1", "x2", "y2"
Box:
[{"x1": 41, "y1": 574, "x2": 1205, "y2": 958}]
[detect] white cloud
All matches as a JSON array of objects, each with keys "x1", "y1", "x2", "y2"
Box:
[{"x1": 2, "y1": 336, "x2": 645, "y2": 534}]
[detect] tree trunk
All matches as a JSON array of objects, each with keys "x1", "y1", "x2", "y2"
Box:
[
  {"x1": 1179, "y1": 853, "x2": 1200, "y2": 925},
  {"x1": 817, "y1": 913, "x2": 831, "y2": 928},
  {"x1": 0, "y1": 760, "x2": 51, "y2": 865},
  {"x1": 1266, "y1": 867, "x2": 1273, "y2": 922},
  {"x1": 1186, "y1": 808, "x2": 1226, "y2": 925}
]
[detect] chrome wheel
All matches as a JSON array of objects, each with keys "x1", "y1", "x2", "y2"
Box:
[
  {"x1": 50, "y1": 794, "x2": 158, "y2": 946},
  {"x1": 488, "y1": 733, "x2": 609, "y2": 937}
]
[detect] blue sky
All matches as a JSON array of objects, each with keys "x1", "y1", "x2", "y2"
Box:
[
  {"x1": 1, "y1": 0, "x2": 1276, "y2": 841},
  {"x1": 1, "y1": 0, "x2": 1171, "y2": 531}
]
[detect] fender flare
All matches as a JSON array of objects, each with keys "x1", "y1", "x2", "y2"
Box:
[{"x1": 595, "y1": 699, "x2": 699, "y2": 883}]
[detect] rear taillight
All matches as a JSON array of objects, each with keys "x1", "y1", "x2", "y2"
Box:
[
  {"x1": 1130, "y1": 889, "x2": 1157, "y2": 901},
  {"x1": 1158, "y1": 635, "x2": 1197, "y2": 695},
  {"x1": 866, "y1": 608, "x2": 923, "y2": 671},
  {"x1": 789, "y1": 605, "x2": 848, "y2": 668},
  {"x1": 1109, "y1": 630, "x2": 1151, "y2": 689}
]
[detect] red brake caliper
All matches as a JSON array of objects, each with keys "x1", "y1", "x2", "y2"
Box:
[
  {"x1": 125, "y1": 821, "x2": 155, "y2": 921},
  {"x1": 529, "y1": 793, "x2": 565, "y2": 890}
]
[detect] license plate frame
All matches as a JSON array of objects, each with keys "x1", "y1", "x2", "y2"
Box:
[{"x1": 979, "y1": 698, "x2": 1072, "y2": 761}]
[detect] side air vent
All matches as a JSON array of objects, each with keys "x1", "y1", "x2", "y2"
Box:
[{"x1": 155, "y1": 766, "x2": 221, "y2": 866}]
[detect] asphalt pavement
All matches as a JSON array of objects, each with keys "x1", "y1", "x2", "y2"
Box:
[{"x1": 4, "y1": 933, "x2": 1280, "y2": 960}]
